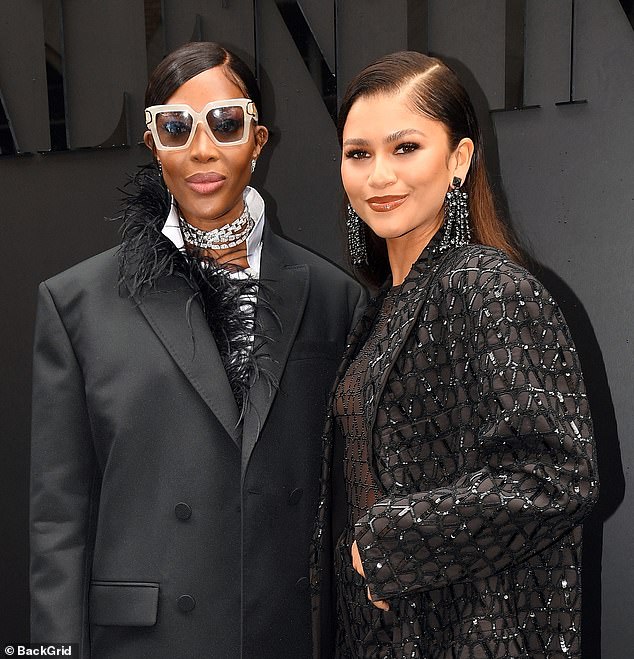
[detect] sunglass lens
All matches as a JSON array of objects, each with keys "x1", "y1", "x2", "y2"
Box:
[
  {"x1": 156, "y1": 111, "x2": 193, "y2": 148},
  {"x1": 207, "y1": 106, "x2": 246, "y2": 143}
]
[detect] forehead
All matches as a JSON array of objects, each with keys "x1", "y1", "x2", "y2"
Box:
[
  {"x1": 343, "y1": 91, "x2": 447, "y2": 140},
  {"x1": 166, "y1": 66, "x2": 245, "y2": 109}
]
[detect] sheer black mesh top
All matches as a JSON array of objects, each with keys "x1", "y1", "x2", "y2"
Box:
[
  {"x1": 334, "y1": 289, "x2": 425, "y2": 658},
  {"x1": 312, "y1": 230, "x2": 599, "y2": 659},
  {"x1": 334, "y1": 293, "x2": 393, "y2": 527}
]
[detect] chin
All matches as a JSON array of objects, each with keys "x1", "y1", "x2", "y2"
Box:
[
  {"x1": 365, "y1": 223, "x2": 415, "y2": 241},
  {"x1": 183, "y1": 200, "x2": 226, "y2": 221}
]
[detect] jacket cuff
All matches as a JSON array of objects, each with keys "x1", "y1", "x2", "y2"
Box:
[{"x1": 354, "y1": 512, "x2": 425, "y2": 600}]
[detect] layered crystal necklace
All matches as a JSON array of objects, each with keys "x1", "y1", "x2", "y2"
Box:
[{"x1": 179, "y1": 203, "x2": 253, "y2": 250}]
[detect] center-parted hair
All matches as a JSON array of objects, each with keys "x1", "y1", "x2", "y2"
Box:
[
  {"x1": 145, "y1": 41, "x2": 262, "y2": 120},
  {"x1": 338, "y1": 51, "x2": 522, "y2": 286}
]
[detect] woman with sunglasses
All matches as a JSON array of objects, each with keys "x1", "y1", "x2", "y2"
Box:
[
  {"x1": 311, "y1": 52, "x2": 598, "y2": 658},
  {"x1": 30, "y1": 42, "x2": 365, "y2": 658}
]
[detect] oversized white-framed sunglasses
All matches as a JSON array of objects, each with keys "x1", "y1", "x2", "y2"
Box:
[{"x1": 145, "y1": 98, "x2": 258, "y2": 150}]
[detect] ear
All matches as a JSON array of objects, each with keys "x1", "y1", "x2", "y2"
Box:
[
  {"x1": 452, "y1": 137, "x2": 475, "y2": 183},
  {"x1": 252, "y1": 125, "x2": 269, "y2": 159},
  {"x1": 143, "y1": 130, "x2": 158, "y2": 158}
]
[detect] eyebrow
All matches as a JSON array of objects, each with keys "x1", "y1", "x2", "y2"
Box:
[
  {"x1": 342, "y1": 128, "x2": 426, "y2": 148},
  {"x1": 342, "y1": 137, "x2": 370, "y2": 147},
  {"x1": 385, "y1": 128, "x2": 426, "y2": 143}
]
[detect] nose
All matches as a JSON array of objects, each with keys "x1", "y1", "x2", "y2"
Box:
[
  {"x1": 367, "y1": 155, "x2": 397, "y2": 189},
  {"x1": 188, "y1": 122, "x2": 220, "y2": 161}
]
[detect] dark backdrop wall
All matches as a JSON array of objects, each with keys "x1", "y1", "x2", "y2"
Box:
[{"x1": 1, "y1": 1, "x2": 632, "y2": 656}]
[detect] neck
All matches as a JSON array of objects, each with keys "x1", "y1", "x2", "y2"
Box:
[
  {"x1": 182, "y1": 198, "x2": 245, "y2": 233},
  {"x1": 179, "y1": 201, "x2": 253, "y2": 253},
  {"x1": 386, "y1": 217, "x2": 442, "y2": 285}
]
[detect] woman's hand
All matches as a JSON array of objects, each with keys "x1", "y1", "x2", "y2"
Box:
[{"x1": 351, "y1": 540, "x2": 390, "y2": 611}]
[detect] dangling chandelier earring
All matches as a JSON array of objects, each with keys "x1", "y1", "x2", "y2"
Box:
[
  {"x1": 250, "y1": 159, "x2": 257, "y2": 173},
  {"x1": 439, "y1": 176, "x2": 471, "y2": 250},
  {"x1": 346, "y1": 204, "x2": 368, "y2": 266}
]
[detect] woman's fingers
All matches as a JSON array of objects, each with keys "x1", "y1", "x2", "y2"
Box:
[
  {"x1": 351, "y1": 540, "x2": 365, "y2": 576},
  {"x1": 353, "y1": 541, "x2": 390, "y2": 610},
  {"x1": 367, "y1": 587, "x2": 390, "y2": 610}
]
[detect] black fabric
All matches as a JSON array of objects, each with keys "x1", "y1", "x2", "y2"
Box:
[
  {"x1": 117, "y1": 165, "x2": 275, "y2": 413},
  {"x1": 30, "y1": 178, "x2": 367, "y2": 658},
  {"x1": 312, "y1": 229, "x2": 598, "y2": 659},
  {"x1": 333, "y1": 290, "x2": 394, "y2": 655},
  {"x1": 89, "y1": 582, "x2": 159, "y2": 627}
]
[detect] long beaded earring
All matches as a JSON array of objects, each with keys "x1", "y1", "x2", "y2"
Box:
[
  {"x1": 346, "y1": 204, "x2": 368, "y2": 266},
  {"x1": 439, "y1": 176, "x2": 471, "y2": 250}
]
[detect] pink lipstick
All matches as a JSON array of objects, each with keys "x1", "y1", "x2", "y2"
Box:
[{"x1": 185, "y1": 172, "x2": 226, "y2": 195}]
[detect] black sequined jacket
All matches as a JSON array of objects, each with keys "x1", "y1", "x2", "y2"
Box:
[{"x1": 312, "y1": 232, "x2": 598, "y2": 659}]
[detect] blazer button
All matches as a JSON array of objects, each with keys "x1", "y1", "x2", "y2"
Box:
[
  {"x1": 295, "y1": 577, "x2": 310, "y2": 591},
  {"x1": 177, "y1": 594, "x2": 196, "y2": 612},
  {"x1": 288, "y1": 488, "x2": 303, "y2": 505},
  {"x1": 174, "y1": 502, "x2": 192, "y2": 520}
]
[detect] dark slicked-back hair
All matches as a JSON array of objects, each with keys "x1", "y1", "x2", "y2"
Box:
[
  {"x1": 338, "y1": 51, "x2": 522, "y2": 287},
  {"x1": 145, "y1": 41, "x2": 262, "y2": 119}
]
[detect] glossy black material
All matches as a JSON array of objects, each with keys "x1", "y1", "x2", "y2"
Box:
[
  {"x1": 313, "y1": 229, "x2": 598, "y2": 658},
  {"x1": 1, "y1": 2, "x2": 633, "y2": 654},
  {"x1": 174, "y1": 502, "x2": 192, "y2": 520}
]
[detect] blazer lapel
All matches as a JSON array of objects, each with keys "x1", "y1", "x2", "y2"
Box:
[
  {"x1": 362, "y1": 289, "x2": 423, "y2": 434},
  {"x1": 131, "y1": 274, "x2": 242, "y2": 447},
  {"x1": 362, "y1": 245, "x2": 465, "y2": 435},
  {"x1": 241, "y1": 231, "x2": 309, "y2": 479}
]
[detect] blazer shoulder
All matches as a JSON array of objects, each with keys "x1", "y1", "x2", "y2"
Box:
[
  {"x1": 42, "y1": 245, "x2": 121, "y2": 299},
  {"x1": 266, "y1": 231, "x2": 362, "y2": 290},
  {"x1": 441, "y1": 244, "x2": 546, "y2": 296},
  {"x1": 447, "y1": 244, "x2": 526, "y2": 274},
  {"x1": 432, "y1": 245, "x2": 563, "y2": 331}
]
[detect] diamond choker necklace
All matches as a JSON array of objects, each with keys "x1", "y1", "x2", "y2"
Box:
[{"x1": 179, "y1": 203, "x2": 254, "y2": 250}]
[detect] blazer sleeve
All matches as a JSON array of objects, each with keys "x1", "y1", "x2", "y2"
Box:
[
  {"x1": 30, "y1": 282, "x2": 97, "y2": 651},
  {"x1": 354, "y1": 269, "x2": 599, "y2": 601}
]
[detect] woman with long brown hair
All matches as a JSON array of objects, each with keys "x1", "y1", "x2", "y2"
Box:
[{"x1": 311, "y1": 51, "x2": 598, "y2": 658}]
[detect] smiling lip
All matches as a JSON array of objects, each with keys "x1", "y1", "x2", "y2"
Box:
[
  {"x1": 367, "y1": 195, "x2": 408, "y2": 212},
  {"x1": 185, "y1": 172, "x2": 226, "y2": 194}
]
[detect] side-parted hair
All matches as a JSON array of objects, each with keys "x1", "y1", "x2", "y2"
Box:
[
  {"x1": 338, "y1": 51, "x2": 523, "y2": 286},
  {"x1": 145, "y1": 41, "x2": 262, "y2": 119}
]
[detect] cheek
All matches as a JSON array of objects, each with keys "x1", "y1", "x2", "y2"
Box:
[
  {"x1": 160, "y1": 153, "x2": 185, "y2": 184},
  {"x1": 341, "y1": 163, "x2": 362, "y2": 198},
  {"x1": 228, "y1": 145, "x2": 256, "y2": 176},
  {"x1": 238, "y1": 149, "x2": 254, "y2": 170},
  {"x1": 409, "y1": 156, "x2": 450, "y2": 192}
]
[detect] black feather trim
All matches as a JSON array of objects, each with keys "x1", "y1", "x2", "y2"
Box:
[{"x1": 116, "y1": 164, "x2": 278, "y2": 416}]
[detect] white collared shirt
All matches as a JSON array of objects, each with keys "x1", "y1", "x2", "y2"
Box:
[{"x1": 161, "y1": 185, "x2": 266, "y2": 280}]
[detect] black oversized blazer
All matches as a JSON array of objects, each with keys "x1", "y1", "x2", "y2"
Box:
[{"x1": 30, "y1": 193, "x2": 365, "y2": 658}]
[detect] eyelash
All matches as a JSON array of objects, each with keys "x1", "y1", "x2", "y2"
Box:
[
  {"x1": 344, "y1": 149, "x2": 368, "y2": 160},
  {"x1": 395, "y1": 142, "x2": 420, "y2": 154},
  {"x1": 344, "y1": 142, "x2": 420, "y2": 160}
]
